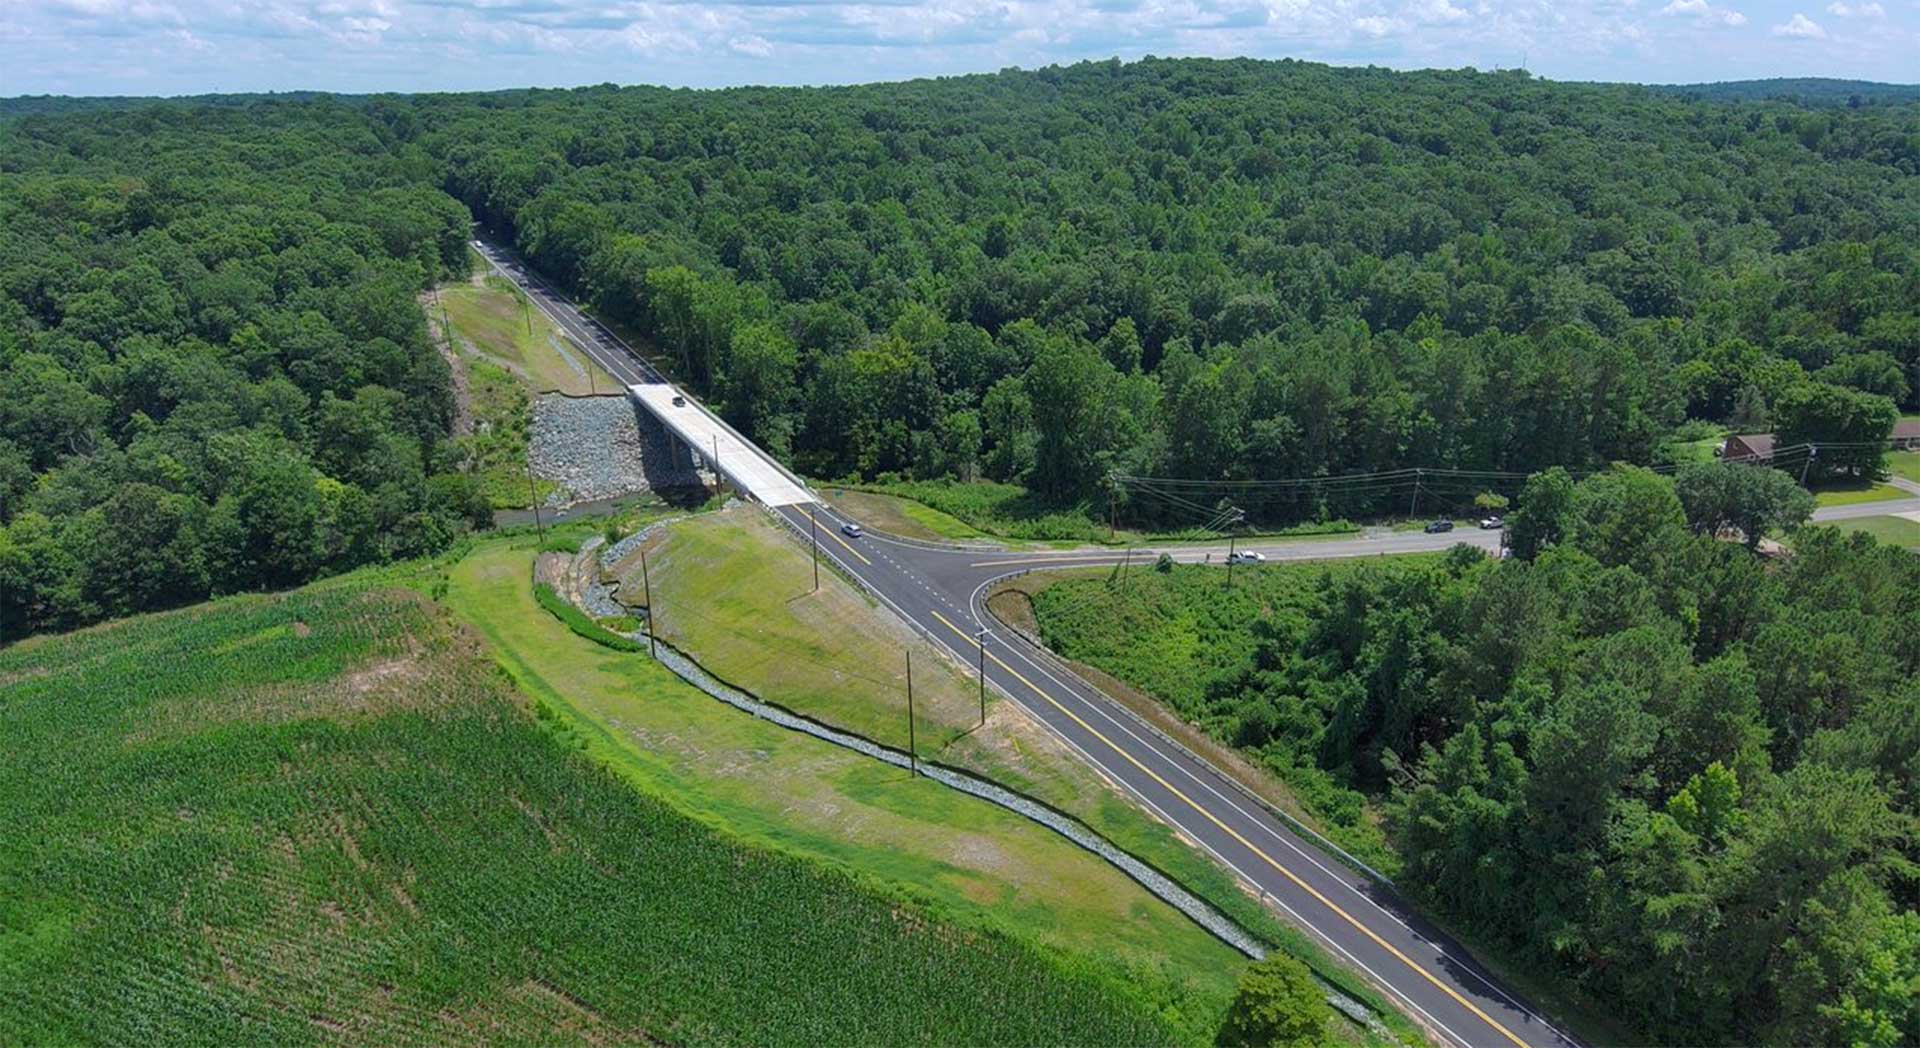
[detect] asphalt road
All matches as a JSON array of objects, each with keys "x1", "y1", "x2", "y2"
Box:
[{"x1": 471, "y1": 235, "x2": 1920, "y2": 1048}]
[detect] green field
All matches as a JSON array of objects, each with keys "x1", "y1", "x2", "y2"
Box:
[
  {"x1": 1811, "y1": 480, "x2": 1909, "y2": 506},
  {"x1": 1890, "y1": 451, "x2": 1920, "y2": 485},
  {"x1": 1827, "y1": 514, "x2": 1920, "y2": 549},
  {"x1": 0, "y1": 577, "x2": 1207, "y2": 1046}
]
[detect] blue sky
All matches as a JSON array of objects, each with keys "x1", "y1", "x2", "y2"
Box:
[{"x1": 2, "y1": 0, "x2": 1914, "y2": 97}]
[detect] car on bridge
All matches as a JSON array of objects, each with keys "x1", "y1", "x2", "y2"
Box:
[{"x1": 841, "y1": 522, "x2": 863, "y2": 538}]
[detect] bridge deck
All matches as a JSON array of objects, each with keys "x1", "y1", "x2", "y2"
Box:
[{"x1": 629, "y1": 383, "x2": 815, "y2": 507}]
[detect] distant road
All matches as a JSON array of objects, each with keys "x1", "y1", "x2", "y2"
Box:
[{"x1": 471, "y1": 234, "x2": 1920, "y2": 1048}]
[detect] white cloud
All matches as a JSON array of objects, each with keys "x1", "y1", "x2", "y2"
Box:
[
  {"x1": 1772, "y1": 11, "x2": 1827, "y2": 36},
  {"x1": 5, "y1": 0, "x2": 1920, "y2": 97},
  {"x1": 1657, "y1": 0, "x2": 1747, "y2": 28},
  {"x1": 728, "y1": 33, "x2": 770, "y2": 56},
  {"x1": 1407, "y1": 0, "x2": 1469, "y2": 24}
]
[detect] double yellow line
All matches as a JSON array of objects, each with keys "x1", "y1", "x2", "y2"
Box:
[
  {"x1": 811, "y1": 509, "x2": 871, "y2": 566},
  {"x1": 927, "y1": 608, "x2": 1529, "y2": 1048}
]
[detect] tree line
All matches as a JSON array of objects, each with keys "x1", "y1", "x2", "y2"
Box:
[
  {"x1": 0, "y1": 104, "x2": 483, "y2": 640},
  {"x1": 419, "y1": 58, "x2": 1917, "y2": 520},
  {"x1": 5, "y1": 58, "x2": 1919, "y2": 638},
  {"x1": 1034, "y1": 462, "x2": 1914, "y2": 1045}
]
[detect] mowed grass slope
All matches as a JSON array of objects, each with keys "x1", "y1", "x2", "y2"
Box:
[
  {"x1": 0, "y1": 582, "x2": 1195, "y2": 1046},
  {"x1": 439, "y1": 269, "x2": 617, "y2": 396},
  {"x1": 446, "y1": 536, "x2": 1246, "y2": 1042},
  {"x1": 608, "y1": 508, "x2": 1420, "y2": 1044}
]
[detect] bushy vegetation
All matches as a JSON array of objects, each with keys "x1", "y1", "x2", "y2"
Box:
[
  {"x1": 426, "y1": 59, "x2": 1918, "y2": 525},
  {"x1": 0, "y1": 105, "x2": 487, "y2": 641},
  {"x1": 0, "y1": 582, "x2": 1191, "y2": 1045},
  {"x1": 1031, "y1": 465, "x2": 1920, "y2": 1045},
  {"x1": 532, "y1": 581, "x2": 643, "y2": 651}
]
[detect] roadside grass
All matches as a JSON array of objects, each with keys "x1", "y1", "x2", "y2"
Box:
[
  {"x1": 820, "y1": 487, "x2": 990, "y2": 542},
  {"x1": 621, "y1": 504, "x2": 984, "y2": 750},
  {"x1": 1811, "y1": 480, "x2": 1910, "y2": 506},
  {"x1": 441, "y1": 535, "x2": 1247, "y2": 1044},
  {"x1": 847, "y1": 478, "x2": 1362, "y2": 547},
  {"x1": 615, "y1": 505, "x2": 1426, "y2": 1046},
  {"x1": 1889, "y1": 451, "x2": 1920, "y2": 485},
  {"x1": 438, "y1": 271, "x2": 617, "y2": 397},
  {"x1": 0, "y1": 581, "x2": 1191, "y2": 1046},
  {"x1": 1823, "y1": 514, "x2": 1920, "y2": 549}
]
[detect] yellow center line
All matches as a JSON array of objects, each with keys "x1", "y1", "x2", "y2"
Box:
[
  {"x1": 817, "y1": 514, "x2": 872, "y2": 566},
  {"x1": 929, "y1": 609, "x2": 1529, "y2": 1048}
]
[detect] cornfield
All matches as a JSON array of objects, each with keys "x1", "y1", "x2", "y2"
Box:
[{"x1": 0, "y1": 585, "x2": 1181, "y2": 1045}]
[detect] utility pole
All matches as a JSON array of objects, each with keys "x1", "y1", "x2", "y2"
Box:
[
  {"x1": 976, "y1": 629, "x2": 989, "y2": 727},
  {"x1": 1223, "y1": 506, "x2": 1245, "y2": 591},
  {"x1": 1120, "y1": 547, "x2": 1132, "y2": 582},
  {"x1": 808, "y1": 506, "x2": 820, "y2": 592},
  {"x1": 1799, "y1": 445, "x2": 1818, "y2": 486},
  {"x1": 905, "y1": 650, "x2": 918, "y2": 776},
  {"x1": 1409, "y1": 468, "x2": 1423, "y2": 519},
  {"x1": 1107, "y1": 472, "x2": 1117, "y2": 542},
  {"x1": 640, "y1": 549, "x2": 657, "y2": 659}
]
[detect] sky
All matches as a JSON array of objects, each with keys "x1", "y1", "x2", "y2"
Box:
[{"x1": 1, "y1": 0, "x2": 1915, "y2": 98}]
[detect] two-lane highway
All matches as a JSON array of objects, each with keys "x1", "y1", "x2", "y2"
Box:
[{"x1": 472, "y1": 234, "x2": 1920, "y2": 1048}]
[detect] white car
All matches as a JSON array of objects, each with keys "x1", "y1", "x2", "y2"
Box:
[{"x1": 1227, "y1": 551, "x2": 1266, "y2": 565}]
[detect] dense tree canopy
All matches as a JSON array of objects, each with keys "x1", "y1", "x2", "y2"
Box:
[
  {"x1": 414, "y1": 59, "x2": 1917, "y2": 521},
  {"x1": 4, "y1": 58, "x2": 1918, "y2": 630},
  {"x1": 0, "y1": 105, "x2": 480, "y2": 639},
  {"x1": 1034, "y1": 467, "x2": 1919, "y2": 1045}
]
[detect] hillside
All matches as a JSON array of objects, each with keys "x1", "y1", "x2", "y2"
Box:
[
  {"x1": 1014, "y1": 469, "x2": 1920, "y2": 1046},
  {"x1": 0, "y1": 578, "x2": 1194, "y2": 1045},
  {"x1": 6, "y1": 57, "x2": 1919, "y2": 642}
]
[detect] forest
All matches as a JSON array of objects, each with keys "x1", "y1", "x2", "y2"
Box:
[
  {"x1": 1030, "y1": 465, "x2": 1918, "y2": 1045},
  {"x1": 4, "y1": 58, "x2": 1919, "y2": 629}
]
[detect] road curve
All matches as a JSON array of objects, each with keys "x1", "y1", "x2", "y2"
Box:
[{"x1": 472, "y1": 234, "x2": 1920, "y2": 1048}]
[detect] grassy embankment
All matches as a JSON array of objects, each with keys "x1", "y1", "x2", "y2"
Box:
[
  {"x1": 432, "y1": 251, "x2": 621, "y2": 508},
  {"x1": 831, "y1": 478, "x2": 1362, "y2": 547},
  {"x1": 608, "y1": 504, "x2": 1423, "y2": 1045},
  {"x1": 0, "y1": 578, "x2": 1187, "y2": 1046},
  {"x1": 439, "y1": 528, "x2": 1259, "y2": 1045}
]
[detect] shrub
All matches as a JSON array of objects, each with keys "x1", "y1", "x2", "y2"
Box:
[{"x1": 1217, "y1": 953, "x2": 1331, "y2": 1047}]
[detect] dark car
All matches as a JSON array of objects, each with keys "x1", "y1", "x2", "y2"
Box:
[
  {"x1": 841, "y1": 522, "x2": 863, "y2": 538},
  {"x1": 1424, "y1": 519, "x2": 1454, "y2": 534}
]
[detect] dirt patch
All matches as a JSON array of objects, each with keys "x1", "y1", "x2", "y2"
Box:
[
  {"x1": 0, "y1": 666, "x2": 51, "y2": 688},
  {"x1": 985, "y1": 588, "x2": 1039, "y2": 639}
]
